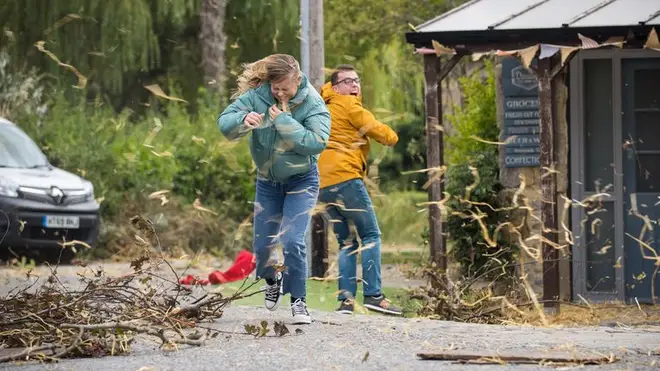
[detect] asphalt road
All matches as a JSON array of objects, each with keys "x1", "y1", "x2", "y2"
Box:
[{"x1": 1, "y1": 262, "x2": 659, "y2": 370}]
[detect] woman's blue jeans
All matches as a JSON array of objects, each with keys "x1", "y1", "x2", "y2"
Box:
[{"x1": 253, "y1": 167, "x2": 319, "y2": 299}]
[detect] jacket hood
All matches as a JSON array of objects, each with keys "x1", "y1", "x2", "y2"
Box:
[
  {"x1": 320, "y1": 81, "x2": 362, "y2": 104},
  {"x1": 320, "y1": 82, "x2": 336, "y2": 103}
]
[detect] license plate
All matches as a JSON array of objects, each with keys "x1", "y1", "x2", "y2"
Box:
[{"x1": 42, "y1": 215, "x2": 80, "y2": 229}]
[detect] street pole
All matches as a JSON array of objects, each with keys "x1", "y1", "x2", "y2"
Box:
[
  {"x1": 301, "y1": 0, "x2": 327, "y2": 278},
  {"x1": 300, "y1": 0, "x2": 324, "y2": 90},
  {"x1": 300, "y1": 0, "x2": 310, "y2": 78}
]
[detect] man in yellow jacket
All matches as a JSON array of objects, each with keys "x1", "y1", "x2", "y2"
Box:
[{"x1": 318, "y1": 64, "x2": 402, "y2": 316}]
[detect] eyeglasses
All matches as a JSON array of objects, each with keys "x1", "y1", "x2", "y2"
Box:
[{"x1": 334, "y1": 77, "x2": 360, "y2": 86}]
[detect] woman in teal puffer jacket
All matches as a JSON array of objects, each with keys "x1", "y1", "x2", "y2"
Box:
[{"x1": 217, "y1": 54, "x2": 330, "y2": 324}]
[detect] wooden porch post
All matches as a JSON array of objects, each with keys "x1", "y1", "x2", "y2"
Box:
[
  {"x1": 537, "y1": 56, "x2": 560, "y2": 313},
  {"x1": 423, "y1": 54, "x2": 445, "y2": 272},
  {"x1": 310, "y1": 213, "x2": 328, "y2": 277},
  {"x1": 423, "y1": 53, "x2": 462, "y2": 282}
]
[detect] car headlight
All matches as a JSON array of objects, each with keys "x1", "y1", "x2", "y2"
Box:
[
  {"x1": 0, "y1": 177, "x2": 19, "y2": 197},
  {"x1": 82, "y1": 180, "x2": 95, "y2": 200}
]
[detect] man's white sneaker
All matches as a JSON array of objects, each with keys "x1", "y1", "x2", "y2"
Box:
[
  {"x1": 291, "y1": 298, "x2": 311, "y2": 324},
  {"x1": 264, "y1": 272, "x2": 283, "y2": 311}
]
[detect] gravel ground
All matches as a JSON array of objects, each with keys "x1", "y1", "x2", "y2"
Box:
[
  {"x1": 3, "y1": 305, "x2": 660, "y2": 371},
  {"x1": 1, "y1": 263, "x2": 659, "y2": 370}
]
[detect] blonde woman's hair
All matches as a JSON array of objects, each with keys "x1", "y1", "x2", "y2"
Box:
[{"x1": 231, "y1": 54, "x2": 302, "y2": 99}]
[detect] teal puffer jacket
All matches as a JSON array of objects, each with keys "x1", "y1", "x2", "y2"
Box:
[{"x1": 217, "y1": 75, "x2": 331, "y2": 183}]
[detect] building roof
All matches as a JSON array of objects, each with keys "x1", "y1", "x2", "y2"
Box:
[{"x1": 406, "y1": 0, "x2": 660, "y2": 49}]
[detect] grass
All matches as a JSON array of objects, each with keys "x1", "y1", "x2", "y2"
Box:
[
  {"x1": 372, "y1": 190, "x2": 428, "y2": 248},
  {"x1": 380, "y1": 250, "x2": 426, "y2": 265},
  {"x1": 214, "y1": 279, "x2": 422, "y2": 317}
]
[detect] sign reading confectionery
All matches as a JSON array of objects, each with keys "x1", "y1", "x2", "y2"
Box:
[{"x1": 501, "y1": 57, "x2": 540, "y2": 168}]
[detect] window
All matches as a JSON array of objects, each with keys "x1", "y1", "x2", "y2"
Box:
[{"x1": 0, "y1": 123, "x2": 49, "y2": 168}]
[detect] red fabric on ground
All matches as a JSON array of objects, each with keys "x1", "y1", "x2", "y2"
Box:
[
  {"x1": 178, "y1": 275, "x2": 209, "y2": 285},
  {"x1": 178, "y1": 249, "x2": 256, "y2": 286},
  {"x1": 218, "y1": 249, "x2": 256, "y2": 282}
]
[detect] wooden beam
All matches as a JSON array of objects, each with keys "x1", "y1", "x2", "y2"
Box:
[
  {"x1": 417, "y1": 350, "x2": 617, "y2": 365},
  {"x1": 423, "y1": 54, "x2": 444, "y2": 273},
  {"x1": 310, "y1": 213, "x2": 328, "y2": 277},
  {"x1": 537, "y1": 56, "x2": 560, "y2": 314},
  {"x1": 550, "y1": 51, "x2": 578, "y2": 80},
  {"x1": 438, "y1": 54, "x2": 462, "y2": 81},
  {"x1": 423, "y1": 54, "x2": 461, "y2": 280}
]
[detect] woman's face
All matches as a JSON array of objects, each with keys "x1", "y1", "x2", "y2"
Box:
[{"x1": 270, "y1": 74, "x2": 300, "y2": 102}]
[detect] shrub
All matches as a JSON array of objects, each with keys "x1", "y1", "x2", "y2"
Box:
[
  {"x1": 444, "y1": 59, "x2": 517, "y2": 278},
  {"x1": 13, "y1": 85, "x2": 255, "y2": 258},
  {"x1": 0, "y1": 49, "x2": 47, "y2": 121}
]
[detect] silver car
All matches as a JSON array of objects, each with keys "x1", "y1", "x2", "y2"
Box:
[{"x1": 0, "y1": 117, "x2": 100, "y2": 264}]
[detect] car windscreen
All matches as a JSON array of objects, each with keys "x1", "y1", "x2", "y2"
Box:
[{"x1": 0, "y1": 124, "x2": 49, "y2": 168}]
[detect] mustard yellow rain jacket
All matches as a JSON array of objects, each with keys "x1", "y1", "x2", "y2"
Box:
[{"x1": 318, "y1": 82, "x2": 398, "y2": 189}]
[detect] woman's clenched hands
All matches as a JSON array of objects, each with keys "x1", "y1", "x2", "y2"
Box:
[{"x1": 243, "y1": 112, "x2": 265, "y2": 129}]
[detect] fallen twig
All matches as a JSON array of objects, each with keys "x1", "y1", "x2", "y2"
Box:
[{"x1": 0, "y1": 217, "x2": 264, "y2": 362}]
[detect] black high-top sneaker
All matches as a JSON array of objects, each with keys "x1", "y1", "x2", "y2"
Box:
[{"x1": 264, "y1": 272, "x2": 283, "y2": 311}]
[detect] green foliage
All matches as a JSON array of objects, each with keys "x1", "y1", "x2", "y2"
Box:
[
  {"x1": 225, "y1": 0, "x2": 300, "y2": 68},
  {"x1": 1, "y1": 0, "x2": 479, "y2": 256},
  {"x1": 376, "y1": 114, "x2": 427, "y2": 191},
  {"x1": 0, "y1": 50, "x2": 47, "y2": 121},
  {"x1": 13, "y1": 84, "x2": 255, "y2": 255},
  {"x1": 324, "y1": 0, "x2": 459, "y2": 66},
  {"x1": 0, "y1": 0, "x2": 198, "y2": 97},
  {"x1": 444, "y1": 60, "x2": 516, "y2": 277},
  {"x1": 446, "y1": 60, "x2": 499, "y2": 164},
  {"x1": 172, "y1": 139, "x2": 255, "y2": 218},
  {"x1": 372, "y1": 191, "x2": 428, "y2": 247}
]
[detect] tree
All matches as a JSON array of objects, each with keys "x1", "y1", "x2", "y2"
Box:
[
  {"x1": 224, "y1": 0, "x2": 300, "y2": 92},
  {"x1": 200, "y1": 0, "x2": 229, "y2": 94},
  {"x1": 324, "y1": 0, "x2": 460, "y2": 66},
  {"x1": 0, "y1": 0, "x2": 198, "y2": 107}
]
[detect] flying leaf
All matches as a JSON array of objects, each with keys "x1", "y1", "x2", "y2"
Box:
[
  {"x1": 43, "y1": 13, "x2": 81, "y2": 35},
  {"x1": 634, "y1": 272, "x2": 647, "y2": 281},
  {"x1": 272, "y1": 263, "x2": 287, "y2": 274},
  {"x1": 144, "y1": 84, "x2": 188, "y2": 103},
  {"x1": 431, "y1": 40, "x2": 455, "y2": 56},
  {"x1": 59, "y1": 240, "x2": 92, "y2": 249},
  {"x1": 192, "y1": 136, "x2": 207, "y2": 145},
  {"x1": 596, "y1": 244, "x2": 612, "y2": 255},
  {"x1": 193, "y1": 198, "x2": 218, "y2": 216},
  {"x1": 34, "y1": 41, "x2": 87, "y2": 89},
  {"x1": 149, "y1": 190, "x2": 170, "y2": 206},
  {"x1": 150, "y1": 150, "x2": 174, "y2": 158},
  {"x1": 149, "y1": 190, "x2": 170, "y2": 199}
]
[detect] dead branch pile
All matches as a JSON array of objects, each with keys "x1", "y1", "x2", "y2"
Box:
[
  {"x1": 410, "y1": 262, "x2": 526, "y2": 324},
  {"x1": 0, "y1": 253, "x2": 259, "y2": 363}
]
